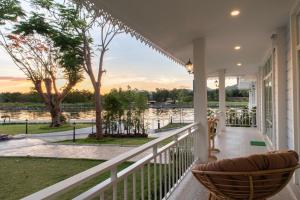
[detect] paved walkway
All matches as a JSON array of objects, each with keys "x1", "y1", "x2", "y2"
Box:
[
  {"x1": 0, "y1": 143, "x2": 151, "y2": 161},
  {"x1": 0, "y1": 127, "x2": 175, "y2": 161}
]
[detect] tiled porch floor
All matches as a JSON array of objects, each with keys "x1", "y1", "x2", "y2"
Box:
[{"x1": 169, "y1": 127, "x2": 298, "y2": 200}]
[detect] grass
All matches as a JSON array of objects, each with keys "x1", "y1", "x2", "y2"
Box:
[
  {"x1": 156, "y1": 122, "x2": 190, "y2": 133},
  {"x1": 0, "y1": 157, "x2": 122, "y2": 200},
  {"x1": 0, "y1": 123, "x2": 91, "y2": 135},
  {"x1": 0, "y1": 157, "x2": 171, "y2": 200},
  {"x1": 58, "y1": 136, "x2": 155, "y2": 146}
]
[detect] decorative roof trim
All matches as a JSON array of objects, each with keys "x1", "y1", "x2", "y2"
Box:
[{"x1": 77, "y1": 0, "x2": 185, "y2": 66}]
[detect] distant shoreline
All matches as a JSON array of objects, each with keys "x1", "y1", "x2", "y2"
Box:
[{"x1": 0, "y1": 101, "x2": 248, "y2": 111}]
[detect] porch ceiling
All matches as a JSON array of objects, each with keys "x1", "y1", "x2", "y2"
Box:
[{"x1": 87, "y1": 0, "x2": 295, "y2": 76}]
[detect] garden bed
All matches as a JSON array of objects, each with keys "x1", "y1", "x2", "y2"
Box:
[{"x1": 57, "y1": 136, "x2": 154, "y2": 146}]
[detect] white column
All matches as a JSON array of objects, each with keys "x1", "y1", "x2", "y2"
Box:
[
  {"x1": 256, "y1": 72, "x2": 262, "y2": 132},
  {"x1": 260, "y1": 67, "x2": 266, "y2": 135},
  {"x1": 193, "y1": 38, "x2": 208, "y2": 163},
  {"x1": 218, "y1": 69, "x2": 226, "y2": 132},
  {"x1": 272, "y1": 27, "x2": 287, "y2": 150}
]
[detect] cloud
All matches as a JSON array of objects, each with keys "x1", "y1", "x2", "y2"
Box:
[{"x1": 0, "y1": 76, "x2": 27, "y2": 82}]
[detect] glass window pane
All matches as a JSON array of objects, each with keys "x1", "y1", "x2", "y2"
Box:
[
  {"x1": 263, "y1": 57, "x2": 273, "y2": 142},
  {"x1": 297, "y1": 14, "x2": 300, "y2": 45}
]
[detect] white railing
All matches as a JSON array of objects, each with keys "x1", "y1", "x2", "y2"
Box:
[
  {"x1": 226, "y1": 109, "x2": 257, "y2": 127},
  {"x1": 22, "y1": 123, "x2": 200, "y2": 200}
]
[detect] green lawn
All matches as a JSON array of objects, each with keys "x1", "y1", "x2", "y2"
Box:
[
  {"x1": 0, "y1": 157, "x2": 168, "y2": 200},
  {"x1": 58, "y1": 136, "x2": 154, "y2": 146},
  {"x1": 0, "y1": 123, "x2": 91, "y2": 135}
]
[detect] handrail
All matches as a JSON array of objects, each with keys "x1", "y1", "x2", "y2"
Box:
[
  {"x1": 22, "y1": 122, "x2": 199, "y2": 200},
  {"x1": 74, "y1": 130, "x2": 196, "y2": 200}
]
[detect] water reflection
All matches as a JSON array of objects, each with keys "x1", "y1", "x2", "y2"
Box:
[{"x1": 0, "y1": 108, "x2": 195, "y2": 122}]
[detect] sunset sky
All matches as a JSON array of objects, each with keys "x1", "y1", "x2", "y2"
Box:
[
  {"x1": 0, "y1": 33, "x2": 194, "y2": 93},
  {"x1": 0, "y1": 1, "x2": 236, "y2": 94},
  {"x1": 0, "y1": 33, "x2": 237, "y2": 93}
]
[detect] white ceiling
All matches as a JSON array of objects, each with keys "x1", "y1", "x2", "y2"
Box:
[{"x1": 88, "y1": 0, "x2": 295, "y2": 76}]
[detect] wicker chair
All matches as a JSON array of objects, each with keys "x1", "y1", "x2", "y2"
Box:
[{"x1": 192, "y1": 164, "x2": 300, "y2": 200}]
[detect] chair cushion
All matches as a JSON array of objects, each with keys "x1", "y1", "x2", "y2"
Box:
[{"x1": 193, "y1": 150, "x2": 299, "y2": 172}]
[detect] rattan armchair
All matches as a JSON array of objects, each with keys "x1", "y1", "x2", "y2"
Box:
[{"x1": 192, "y1": 164, "x2": 300, "y2": 200}]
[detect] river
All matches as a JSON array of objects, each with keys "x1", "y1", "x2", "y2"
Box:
[{"x1": 0, "y1": 108, "x2": 197, "y2": 129}]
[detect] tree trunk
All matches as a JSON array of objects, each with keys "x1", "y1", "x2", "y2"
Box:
[
  {"x1": 49, "y1": 102, "x2": 62, "y2": 127},
  {"x1": 94, "y1": 88, "x2": 103, "y2": 139}
]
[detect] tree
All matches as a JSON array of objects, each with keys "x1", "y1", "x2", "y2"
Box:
[
  {"x1": 133, "y1": 91, "x2": 148, "y2": 133},
  {"x1": 0, "y1": 0, "x2": 84, "y2": 126},
  {"x1": 103, "y1": 89, "x2": 123, "y2": 134},
  {"x1": 0, "y1": 0, "x2": 24, "y2": 25},
  {"x1": 103, "y1": 87, "x2": 148, "y2": 135},
  {"x1": 59, "y1": 1, "x2": 123, "y2": 138},
  {"x1": 64, "y1": 90, "x2": 94, "y2": 103}
]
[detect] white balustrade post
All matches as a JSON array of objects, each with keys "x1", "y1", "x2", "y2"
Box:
[
  {"x1": 193, "y1": 38, "x2": 208, "y2": 162},
  {"x1": 153, "y1": 145, "x2": 158, "y2": 200},
  {"x1": 218, "y1": 69, "x2": 226, "y2": 132},
  {"x1": 111, "y1": 167, "x2": 117, "y2": 200}
]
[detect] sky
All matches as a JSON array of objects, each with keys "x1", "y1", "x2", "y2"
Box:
[
  {"x1": 0, "y1": 1, "x2": 236, "y2": 94},
  {"x1": 0, "y1": 33, "x2": 196, "y2": 93}
]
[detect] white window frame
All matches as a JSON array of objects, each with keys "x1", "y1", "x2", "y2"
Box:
[{"x1": 262, "y1": 53, "x2": 276, "y2": 147}]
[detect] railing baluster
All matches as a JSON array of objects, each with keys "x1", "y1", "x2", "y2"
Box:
[
  {"x1": 100, "y1": 191, "x2": 104, "y2": 200},
  {"x1": 159, "y1": 153, "x2": 162, "y2": 200},
  {"x1": 153, "y1": 145, "x2": 158, "y2": 200},
  {"x1": 172, "y1": 146, "x2": 175, "y2": 190},
  {"x1": 179, "y1": 140, "x2": 182, "y2": 178},
  {"x1": 148, "y1": 163, "x2": 151, "y2": 200},
  {"x1": 175, "y1": 135, "x2": 179, "y2": 184},
  {"x1": 133, "y1": 172, "x2": 136, "y2": 200},
  {"x1": 168, "y1": 148, "x2": 171, "y2": 194},
  {"x1": 164, "y1": 150, "x2": 167, "y2": 197},
  {"x1": 188, "y1": 135, "x2": 191, "y2": 166},
  {"x1": 189, "y1": 132, "x2": 191, "y2": 164},
  {"x1": 111, "y1": 167, "x2": 117, "y2": 200},
  {"x1": 124, "y1": 176, "x2": 128, "y2": 200},
  {"x1": 141, "y1": 166, "x2": 144, "y2": 200},
  {"x1": 182, "y1": 139, "x2": 184, "y2": 175},
  {"x1": 185, "y1": 136, "x2": 187, "y2": 169}
]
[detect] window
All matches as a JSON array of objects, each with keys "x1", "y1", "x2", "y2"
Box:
[
  {"x1": 297, "y1": 14, "x2": 300, "y2": 45},
  {"x1": 263, "y1": 57, "x2": 273, "y2": 143}
]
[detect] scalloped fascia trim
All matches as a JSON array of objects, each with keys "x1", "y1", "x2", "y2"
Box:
[{"x1": 76, "y1": 0, "x2": 185, "y2": 66}]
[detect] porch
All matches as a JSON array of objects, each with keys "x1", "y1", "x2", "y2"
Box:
[
  {"x1": 18, "y1": 0, "x2": 300, "y2": 199},
  {"x1": 169, "y1": 127, "x2": 298, "y2": 200}
]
